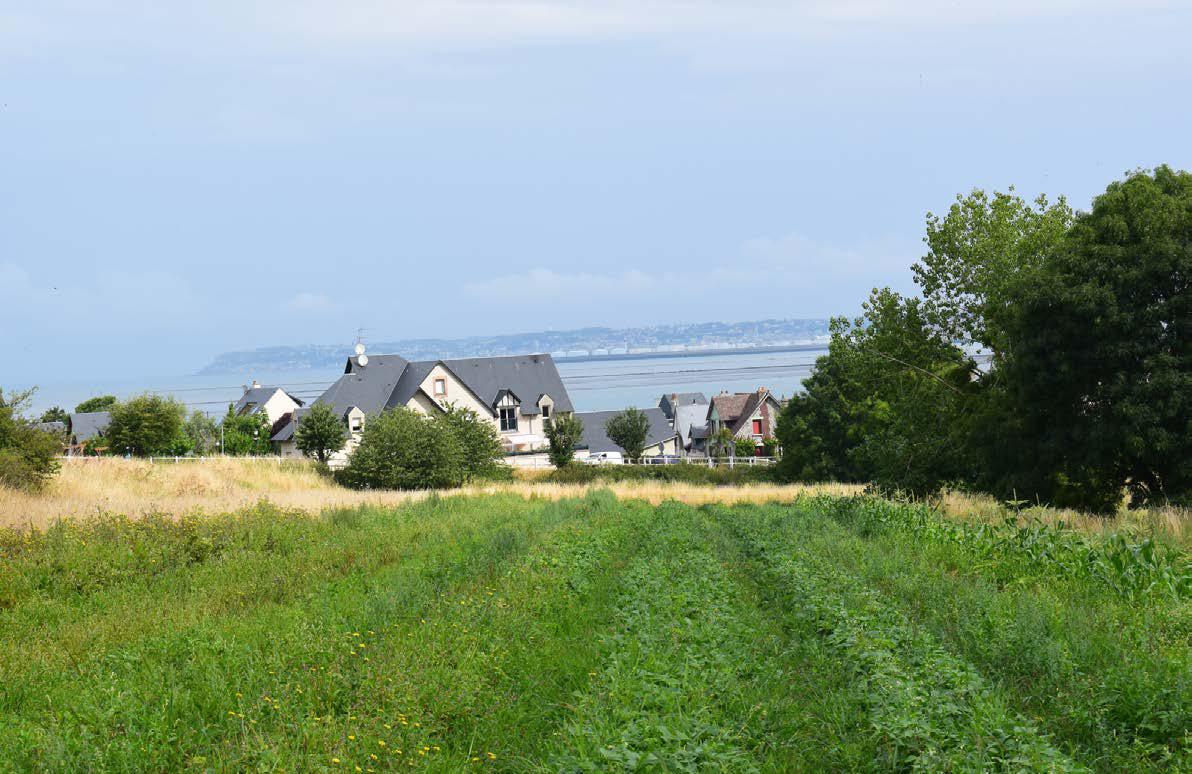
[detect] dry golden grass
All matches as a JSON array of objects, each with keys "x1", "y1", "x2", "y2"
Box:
[
  {"x1": 0, "y1": 457, "x2": 861, "y2": 530},
  {"x1": 934, "y1": 490, "x2": 1189, "y2": 546}
]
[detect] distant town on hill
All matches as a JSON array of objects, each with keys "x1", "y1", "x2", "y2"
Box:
[{"x1": 199, "y1": 318, "x2": 831, "y2": 374}]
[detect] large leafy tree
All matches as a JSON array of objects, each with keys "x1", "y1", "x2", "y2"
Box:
[
  {"x1": 545, "y1": 413, "x2": 584, "y2": 468},
  {"x1": 605, "y1": 408, "x2": 650, "y2": 462},
  {"x1": 103, "y1": 395, "x2": 189, "y2": 457},
  {"x1": 338, "y1": 408, "x2": 465, "y2": 490},
  {"x1": 0, "y1": 388, "x2": 62, "y2": 490},
  {"x1": 915, "y1": 188, "x2": 1073, "y2": 355},
  {"x1": 775, "y1": 289, "x2": 976, "y2": 494},
  {"x1": 434, "y1": 405, "x2": 505, "y2": 481},
  {"x1": 220, "y1": 407, "x2": 273, "y2": 456},
  {"x1": 39, "y1": 407, "x2": 68, "y2": 424},
  {"x1": 294, "y1": 403, "x2": 347, "y2": 465},
  {"x1": 75, "y1": 395, "x2": 117, "y2": 414},
  {"x1": 184, "y1": 411, "x2": 221, "y2": 456},
  {"x1": 994, "y1": 166, "x2": 1191, "y2": 510}
]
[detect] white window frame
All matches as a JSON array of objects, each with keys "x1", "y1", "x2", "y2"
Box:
[
  {"x1": 499, "y1": 406, "x2": 518, "y2": 432},
  {"x1": 433, "y1": 378, "x2": 447, "y2": 396}
]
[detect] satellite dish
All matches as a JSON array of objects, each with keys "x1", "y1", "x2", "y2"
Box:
[
  {"x1": 357, "y1": 354, "x2": 369, "y2": 367},
  {"x1": 354, "y1": 342, "x2": 366, "y2": 356}
]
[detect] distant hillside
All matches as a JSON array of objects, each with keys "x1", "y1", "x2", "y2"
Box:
[{"x1": 198, "y1": 319, "x2": 831, "y2": 374}]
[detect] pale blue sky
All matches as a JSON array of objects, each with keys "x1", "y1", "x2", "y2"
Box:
[{"x1": 3, "y1": 1, "x2": 1190, "y2": 385}]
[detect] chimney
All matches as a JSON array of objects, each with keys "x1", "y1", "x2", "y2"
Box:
[{"x1": 252, "y1": 379, "x2": 260, "y2": 389}]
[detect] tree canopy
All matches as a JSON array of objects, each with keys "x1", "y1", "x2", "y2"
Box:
[
  {"x1": 75, "y1": 395, "x2": 117, "y2": 414},
  {"x1": 0, "y1": 388, "x2": 62, "y2": 491},
  {"x1": 105, "y1": 395, "x2": 189, "y2": 457},
  {"x1": 546, "y1": 413, "x2": 584, "y2": 468},
  {"x1": 605, "y1": 408, "x2": 650, "y2": 462},
  {"x1": 294, "y1": 403, "x2": 347, "y2": 465}
]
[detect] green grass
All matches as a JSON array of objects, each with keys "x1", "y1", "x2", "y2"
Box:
[{"x1": 0, "y1": 493, "x2": 1187, "y2": 771}]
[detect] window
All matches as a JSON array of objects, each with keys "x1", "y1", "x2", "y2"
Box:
[
  {"x1": 752, "y1": 419, "x2": 762, "y2": 435},
  {"x1": 350, "y1": 416, "x2": 363, "y2": 432},
  {"x1": 499, "y1": 407, "x2": 518, "y2": 432},
  {"x1": 541, "y1": 404, "x2": 551, "y2": 419},
  {"x1": 433, "y1": 378, "x2": 446, "y2": 396}
]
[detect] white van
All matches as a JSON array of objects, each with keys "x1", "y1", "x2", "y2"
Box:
[{"x1": 584, "y1": 451, "x2": 625, "y2": 465}]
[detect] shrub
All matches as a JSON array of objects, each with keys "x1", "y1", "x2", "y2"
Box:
[
  {"x1": 74, "y1": 395, "x2": 117, "y2": 414},
  {"x1": 337, "y1": 408, "x2": 465, "y2": 490},
  {"x1": 220, "y1": 406, "x2": 273, "y2": 456},
  {"x1": 0, "y1": 388, "x2": 63, "y2": 491},
  {"x1": 543, "y1": 462, "x2": 776, "y2": 486},
  {"x1": 435, "y1": 406, "x2": 506, "y2": 482},
  {"x1": 734, "y1": 438, "x2": 755, "y2": 458},
  {"x1": 546, "y1": 413, "x2": 584, "y2": 468},
  {"x1": 105, "y1": 395, "x2": 189, "y2": 457}
]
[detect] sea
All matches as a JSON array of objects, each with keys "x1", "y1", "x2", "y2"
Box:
[{"x1": 23, "y1": 346, "x2": 827, "y2": 416}]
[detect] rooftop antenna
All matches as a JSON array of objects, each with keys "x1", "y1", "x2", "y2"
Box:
[{"x1": 354, "y1": 328, "x2": 368, "y2": 367}]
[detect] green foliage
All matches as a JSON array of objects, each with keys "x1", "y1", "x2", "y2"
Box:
[
  {"x1": 0, "y1": 388, "x2": 62, "y2": 491},
  {"x1": 543, "y1": 461, "x2": 776, "y2": 485},
  {"x1": 709, "y1": 427, "x2": 736, "y2": 458},
  {"x1": 0, "y1": 494, "x2": 1185, "y2": 769},
  {"x1": 915, "y1": 188, "x2": 1073, "y2": 353},
  {"x1": 293, "y1": 403, "x2": 346, "y2": 464},
  {"x1": 183, "y1": 411, "x2": 220, "y2": 456},
  {"x1": 74, "y1": 395, "x2": 117, "y2": 414},
  {"x1": 761, "y1": 435, "x2": 779, "y2": 457},
  {"x1": 775, "y1": 288, "x2": 975, "y2": 495},
  {"x1": 220, "y1": 406, "x2": 273, "y2": 456},
  {"x1": 733, "y1": 437, "x2": 755, "y2": 457},
  {"x1": 991, "y1": 166, "x2": 1192, "y2": 511},
  {"x1": 38, "y1": 406, "x2": 68, "y2": 424},
  {"x1": 337, "y1": 407, "x2": 465, "y2": 489},
  {"x1": 98, "y1": 394, "x2": 189, "y2": 457},
  {"x1": 545, "y1": 412, "x2": 584, "y2": 468},
  {"x1": 604, "y1": 407, "x2": 651, "y2": 462},
  {"x1": 434, "y1": 405, "x2": 506, "y2": 482}
]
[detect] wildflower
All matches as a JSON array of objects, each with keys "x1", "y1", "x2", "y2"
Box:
[
  {"x1": 331, "y1": 758, "x2": 340, "y2": 765},
  {"x1": 487, "y1": 752, "x2": 496, "y2": 760},
  {"x1": 348, "y1": 735, "x2": 355, "y2": 741},
  {"x1": 378, "y1": 740, "x2": 386, "y2": 747}
]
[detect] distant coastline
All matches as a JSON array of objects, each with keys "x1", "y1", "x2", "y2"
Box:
[
  {"x1": 198, "y1": 318, "x2": 831, "y2": 375},
  {"x1": 554, "y1": 342, "x2": 828, "y2": 364}
]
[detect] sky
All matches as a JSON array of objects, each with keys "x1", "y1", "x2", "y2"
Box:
[{"x1": 3, "y1": 0, "x2": 1191, "y2": 386}]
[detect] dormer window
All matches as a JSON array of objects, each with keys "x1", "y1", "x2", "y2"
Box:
[
  {"x1": 499, "y1": 407, "x2": 518, "y2": 432},
  {"x1": 433, "y1": 378, "x2": 446, "y2": 397}
]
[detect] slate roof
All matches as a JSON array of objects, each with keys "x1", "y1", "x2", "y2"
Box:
[
  {"x1": 69, "y1": 411, "x2": 112, "y2": 443},
  {"x1": 673, "y1": 402, "x2": 711, "y2": 446},
  {"x1": 433, "y1": 355, "x2": 573, "y2": 414},
  {"x1": 574, "y1": 408, "x2": 677, "y2": 454},
  {"x1": 234, "y1": 386, "x2": 304, "y2": 415},
  {"x1": 658, "y1": 392, "x2": 708, "y2": 419},
  {"x1": 315, "y1": 353, "x2": 573, "y2": 418},
  {"x1": 35, "y1": 420, "x2": 66, "y2": 434},
  {"x1": 270, "y1": 407, "x2": 310, "y2": 442},
  {"x1": 317, "y1": 355, "x2": 410, "y2": 416}
]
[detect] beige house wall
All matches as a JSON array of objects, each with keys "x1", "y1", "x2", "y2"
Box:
[{"x1": 259, "y1": 391, "x2": 301, "y2": 426}]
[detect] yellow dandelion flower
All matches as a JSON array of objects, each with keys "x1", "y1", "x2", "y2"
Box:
[
  {"x1": 348, "y1": 735, "x2": 355, "y2": 741},
  {"x1": 331, "y1": 758, "x2": 340, "y2": 765},
  {"x1": 378, "y1": 740, "x2": 386, "y2": 747}
]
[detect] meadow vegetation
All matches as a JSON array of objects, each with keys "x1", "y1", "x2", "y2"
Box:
[{"x1": 0, "y1": 490, "x2": 1187, "y2": 771}]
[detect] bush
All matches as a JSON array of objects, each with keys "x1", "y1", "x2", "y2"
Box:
[
  {"x1": 605, "y1": 408, "x2": 651, "y2": 462},
  {"x1": 543, "y1": 462, "x2": 776, "y2": 486},
  {"x1": 105, "y1": 395, "x2": 189, "y2": 457},
  {"x1": 0, "y1": 388, "x2": 62, "y2": 491},
  {"x1": 220, "y1": 406, "x2": 273, "y2": 456},
  {"x1": 337, "y1": 408, "x2": 466, "y2": 490},
  {"x1": 546, "y1": 413, "x2": 585, "y2": 468},
  {"x1": 435, "y1": 406, "x2": 506, "y2": 482}
]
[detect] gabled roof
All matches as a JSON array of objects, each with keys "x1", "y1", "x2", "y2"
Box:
[
  {"x1": 313, "y1": 352, "x2": 574, "y2": 420},
  {"x1": 270, "y1": 407, "x2": 311, "y2": 443},
  {"x1": 658, "y1": 392, "x2": 708, "y2": 419},
  {"x1": 234, "y1": 386, "x2": 304, "y2": 415},
  {"x1": 574, "y1": 408, "x2": 677, "y2": 454},
  {"x1": 437, "y1": 354, "x2": 574, "y2": 414},
  {"x1": 673, "y1": 402, "x2": 710, "y2": 445},
  {"x1": 68, "y1": 411, "x2": 111, "y2": 443},
  {"x1": 317, "y1": 355, "x2": 410, "y2": 416},
  {"x1": 709, "y1": 389, "x2": 780, "y2": 434},
  {"x1": 35, "y1": 420, "x2": 66, "y2": 434}
]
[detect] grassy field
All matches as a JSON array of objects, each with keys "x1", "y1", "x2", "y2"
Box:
[{"x1": 1, "y1": 492, "x2": 1187, "y2": 771}]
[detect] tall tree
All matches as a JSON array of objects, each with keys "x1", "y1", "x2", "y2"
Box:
[
  {"x1": 38, "y1": 406, "x2": 68, "y2": 424},
  {"x1": 605, "y1": 408, "x2": 650, "y2": 462},
  {"x1": 915, "y1": 188, "x2": 1073, "y2": 355},
  {"x1": 97, "y1": 395, "x2": 189, "y2": 457},
  {"x1": 184, "y1": 411, "x2": 221, "y2": 456},
  {"x1": 294, "y1": 403, "x2": 347, "y2": 465},
  {"x1": 545, "y1": 413, "x2": 584, "y2": 468},
  {"x1": 995, "y1": 166, "x2": 1191, "y2": 510}
]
